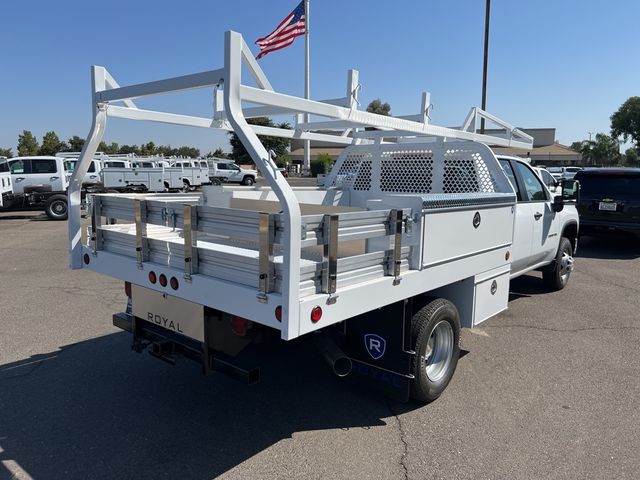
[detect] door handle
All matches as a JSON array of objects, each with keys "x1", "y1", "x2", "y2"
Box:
[
  {"x1": 50, "y1": 176, "x2": 59, "y2": 181},
  {"x1": 534, "y1": 212, "x2": 542, "y2": 220},
  {"x1": 15, "y1": 177, "x2": 25, "y2": 182}
]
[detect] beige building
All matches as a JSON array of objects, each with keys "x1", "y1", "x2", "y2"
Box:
[{"x1": 489, "y1": 128, "x2": 582, "y2": 166}]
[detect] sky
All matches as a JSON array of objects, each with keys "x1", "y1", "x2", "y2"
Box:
[{"x1": 1, "y1": 0, "x2": 638, "y2": 155}]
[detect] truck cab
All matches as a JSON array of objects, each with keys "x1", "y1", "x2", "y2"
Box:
[
  {"x1": 7, "y1": 156, "x2": 69, "y2": 194},
  {"x1": 497, "y1": 155, "x2": 579, "y2": 288},
  {"x1": 209, "y1": 160, "x2": 257, "y2": 185}
]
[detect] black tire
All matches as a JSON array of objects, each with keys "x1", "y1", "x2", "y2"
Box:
[
  {"x1": 182, "y1": 180, "x2": 191, "y2": 192},
  {"x1": 242, "y1": 176, "x2": 255, "y2": 186},
  {"x1": 543, "y1": 237, "x2": 574, "y2": 291},
  {"x1": 410, "y1": 298, "x2": 461, "y2": 403},
  {"x1": 44, "y1": 194, "x2": 68, "y2": 221}
]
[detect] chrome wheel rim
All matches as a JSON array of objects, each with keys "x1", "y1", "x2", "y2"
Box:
[
  {"x1": 560, "y1": 250, "x2": 574, "y2": 282},
  {"x1": 51, "y1": 200, "x2": 66, "y2": 216},
  {"x1": 424, "y1": 320, "x2": 454, "y2": 382}
]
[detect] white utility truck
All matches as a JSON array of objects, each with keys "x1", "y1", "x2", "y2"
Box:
[
  {"x1": 1, "y1": 156, "x2": 70, "y2": 220},
  {"x1": 0, "y1": 158, "x2": 12, "y2": 207},
  {"x1": 209, "y1": 160, "x2": 258, "y2": 185},
  {"x1": 68, "y1": 32, "x2": 579, "y2": 402},
  {"x1": 101, "y1": 161, "x2": 205, "y2": 192}
]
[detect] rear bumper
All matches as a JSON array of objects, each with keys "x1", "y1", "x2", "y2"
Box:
[
  {"x1": 112, "y1": 312, "x2": 260, "y2": 384},
  {"x1": 580, "y1": 218, "x2": 640, "y2": 232}
]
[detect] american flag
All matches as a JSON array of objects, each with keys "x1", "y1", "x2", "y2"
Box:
[{"x1": 255, "y1": 1, "x2": 306, "y2": 59}]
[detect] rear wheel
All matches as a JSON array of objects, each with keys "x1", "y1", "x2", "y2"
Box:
[
  {"x1": 182, "y1": 180, "x2": 191, "y2": 192},
  {"x1": 410, "y1": 298, "x2": 460, "y2": 403},
  {"x1": 543, "y1": 237, "x2": 573, "y2": 291},
  {"x1": 44, "y1": 194, "x2": 68, "y2": 221}
]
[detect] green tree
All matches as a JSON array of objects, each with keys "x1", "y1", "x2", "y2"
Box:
[
  {"x1": 624, "y1": 147, "x2": 639, "y2": 167},
  {"x1": 176, "y1": 146, "x2": 200, "y2": 158},
  {"x1": 119, "y1": 144, "x2": 140, "y2": 155},
  {"x1": 570, "y1": 140, "x2": 593, "y2": 164},
  {"x1": 611, "y1": 96, "x2": 640, "y2": 149},
  {"x1": 591, "y1": 133, "x2": 621, "y2": 166},
  {"x1": 140, "y1": 141, "x2": 156, "y2": 156},
  {"x1": 310, "y1": 152, "x2": 333, "y2": 176},
  {"x1": 207, "y1": 147, "x2": 229, "y2": 158},
  {"x1": 0, "y1": 147, "x2": 13, "y2": 158},
  {"x1": 229, "y1": 117, "x2": 291, "y2": 165},
  {"x1": 39, "y1": 131, "x2": 65, "y2": 156},
  {"x1": 17, "y1": 130, "x2": 39, "y2": 156},
  {"x1": 67, "y1": 135, "x2": 86, "y2": 152},
  {"x1": 366, "y1": 98, "x2": 391, "y2": 116}
]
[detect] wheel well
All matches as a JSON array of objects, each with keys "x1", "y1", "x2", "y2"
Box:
[
  {"x1": 562, "y1": 222, "x2": 578, "y2": 252},
  {"x1": 183, "y1": 178, "x2": 191, "y2": 185}
]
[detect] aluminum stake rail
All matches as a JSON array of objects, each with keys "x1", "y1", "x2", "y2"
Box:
[{"x1": 69, "y1": 30, "x2": 532, "y2": 340}]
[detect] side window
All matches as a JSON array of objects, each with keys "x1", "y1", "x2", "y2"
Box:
[
  {"x1": 231, "y1": 164, "x2": 241, "y2": 171},
  {"x1": 9, "y1": 159, "x2": 28, "y2": 174},
  {"x1": 498, "y1": 159, "x2": 521, "y2": 201},
  {"x1": 88, "y1": 162, "x2": 97, "y2": 173},
  {"x1": 31, "y1": 159, "x2": 58, "y2": 174},
  {"x1": 217, "y1": 163, "x2": 228, "y2": 170},
  {"x1": 0, "y1": 161, "x2": 9, "y2": 173},
  {"x1": 540, "y1": 170, "x2": 555, "y2": 188},
  {"x1": 515, "y1": 162, "x2": 547, "y2": 202}
]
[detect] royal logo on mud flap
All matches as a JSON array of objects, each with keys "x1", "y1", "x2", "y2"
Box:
[{"x1": 364, "y1": 333, "x2": 386, "y2": 360}]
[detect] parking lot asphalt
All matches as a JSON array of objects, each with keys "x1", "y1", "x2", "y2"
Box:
[{"x1": 1, "y1": 210, "x2": 639, "y2": 480}]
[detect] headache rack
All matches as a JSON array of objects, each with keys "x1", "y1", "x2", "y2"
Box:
[{"x1": 69, "y1": 31, "x2": 532, "y2": 340}]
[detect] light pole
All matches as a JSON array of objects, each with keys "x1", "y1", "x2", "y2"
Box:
[{"x1": 480, "y1": 0, "x2": 491, "y2": 134}]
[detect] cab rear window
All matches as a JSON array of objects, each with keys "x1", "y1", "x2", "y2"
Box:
[{"x1": 578, "y1": 174, "x2": 640, "y2": 197}]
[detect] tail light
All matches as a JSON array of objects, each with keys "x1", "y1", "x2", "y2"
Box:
[
  {"x1": 275, "y1": 305, "x2": 282, "y2": 322},
  {"x1": 83, "y1": 254, "x2": 90, "y2": 265},
  {"x1": 148, "y1": 271, "x2": 157, "y2": 284},
  {"x1": 124, "y1": 281, "x2": 132, "y2": 298},
  {"x1": 170, "y1": 277, "x2": 179, "y2": 290},
  {"x1": 231, "y1": 316, "x2": 250, "y2": 336},
  {"x1": 159, "y1": 274, "x2": 167, "y2": 287},
  {"x1": 310, "y1": 306, "x2": 322, "y2": 323}
]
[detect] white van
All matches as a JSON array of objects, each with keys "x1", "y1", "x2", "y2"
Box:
[{"x1": 8, "y1": 156, "x2": 69, "y2": 194}]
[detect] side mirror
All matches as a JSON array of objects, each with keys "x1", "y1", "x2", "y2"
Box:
[
  {"x1": 551, "y1": 194, "x2": 564, "y2": 213},
  {"x1": 561, "y1": 179, "x2": 580, "y2": 202}
]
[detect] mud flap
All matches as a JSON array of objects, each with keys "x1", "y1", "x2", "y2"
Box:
[{"x1": 340, "y1": 299, "x2": 415, "y2": 402}]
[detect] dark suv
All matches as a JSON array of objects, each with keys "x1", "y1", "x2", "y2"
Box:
[{"x1": 574, "y1": 168, "x2": 640, "y2": 236}]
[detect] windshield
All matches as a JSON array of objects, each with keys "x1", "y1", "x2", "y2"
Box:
[{"x1": 578, "y1": 174, "x2": 640, "y2": 197}]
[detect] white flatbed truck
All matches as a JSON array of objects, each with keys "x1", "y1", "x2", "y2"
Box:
[{"x1": 68, "y1": 31, "x2": 579, "y2": 402}]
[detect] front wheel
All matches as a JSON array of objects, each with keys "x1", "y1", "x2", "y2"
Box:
[
  {"x1": 543, "y1": 237, "x2": 574, "y2": 291},
  {"x1": 242, "y1": 176, "x2": 255, "y2": 186},
  {"x1": 44, "y1": 194, "x2": 68, "y2": 221},
  {"x1": 410, "y1": 298, "x2": 461, "y2": 403}
]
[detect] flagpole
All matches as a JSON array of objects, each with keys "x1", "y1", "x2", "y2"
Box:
[{"x1": 303, "y1": 0, "x2": 311, "y2": 170}]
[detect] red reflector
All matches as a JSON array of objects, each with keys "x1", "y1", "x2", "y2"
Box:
[
  {"x1": 231, "y1": 315, "x2": 250, "y2": 336},
  {"x1": 124, "y1": 281, "x2": 132, "y2": 298},
  {"x1": 310, "y1": 306, "x2": 322, "y2": 323},
  {"x1": 275, "y1": 305, "x2": 282, "y2": 321},
  {"x1": 170, "y1": 277, "x2": 179, "y2": 290},
  {"x1": 505, "y1": 251, "x2": 511, "y2": 261},
  {"x1": 83, "y1": 254, "x2": 90, "y2": 265},
  {"x1": 148, "y1": 271, "x2": 157, "y2": 284},
  {"x1": 159, "y1": 274, "x2": 167, "y2": 287}
]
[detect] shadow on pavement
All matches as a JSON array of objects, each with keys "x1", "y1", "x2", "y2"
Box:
[
  {"x1": 0, "y1": 332, "x2": 421, "y2": 479},
  {"x1": 0, "y1": 211, "x2": 50, "y2": 221},
  {"x1": 577, "y1": 232, "x2": 640, "y2": 260}
]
